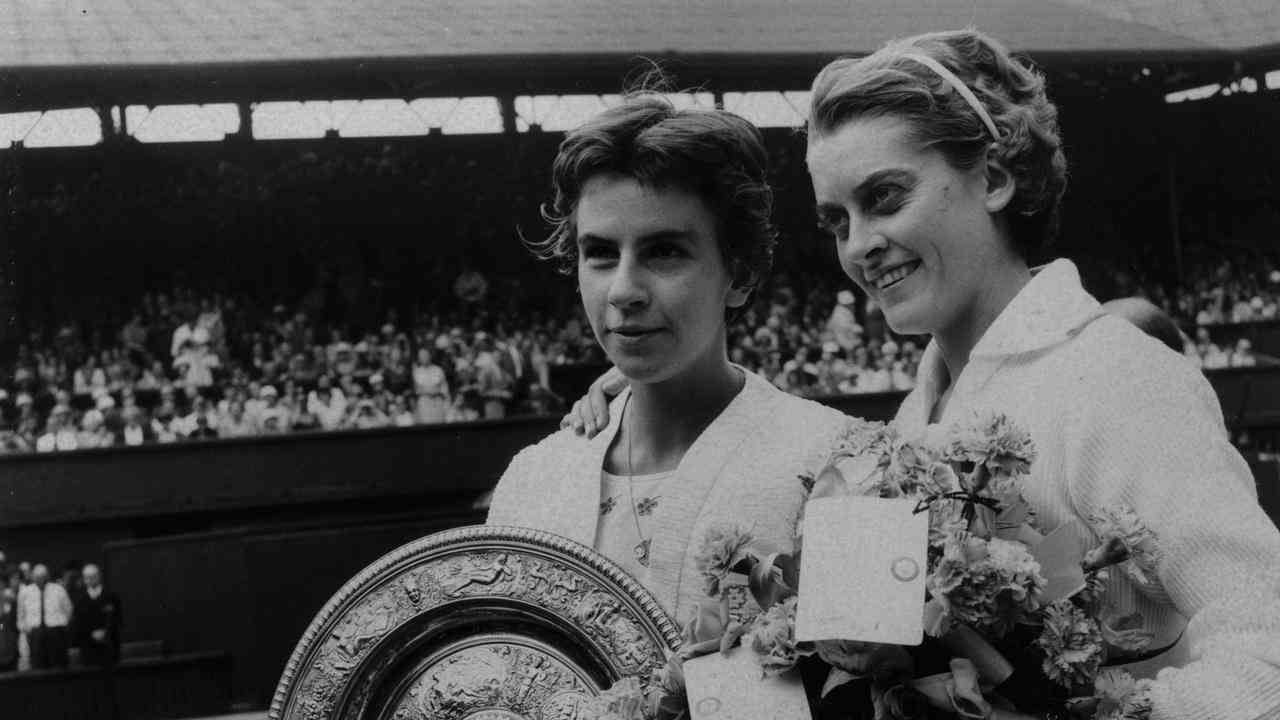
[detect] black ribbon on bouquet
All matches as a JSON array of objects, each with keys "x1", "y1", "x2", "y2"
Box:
[{"x1": 911, "y1": 491, "x2": 1001, "y2": 521}]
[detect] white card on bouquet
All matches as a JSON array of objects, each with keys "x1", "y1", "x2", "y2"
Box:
[
  {"x1": 794, "y1": 496, "x2": 928, "y2": 646},
  {"x1": 683, "y1": 647, "x2": 810, "y2": 720}
]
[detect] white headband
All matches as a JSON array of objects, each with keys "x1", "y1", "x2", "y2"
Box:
[{"x1": 901, "y1": 53, "x2": 1001, "y2": 141}]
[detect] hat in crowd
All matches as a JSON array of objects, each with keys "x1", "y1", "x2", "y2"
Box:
[
  {"x1": 370, "y1": 373, "x2": 385, "y2": 385},
  {"x1": 434, "y1": 335, "x2": 451, "y2": 350},
  {"x1": 1252, "y1": 297, "x2": 1265, "y2": 310},
  {"x1": 881, "y1": 340, "x2": 900, "y2": 356},
  {"x1": 260, "y1": 385, "x2": 279, "y2": 398},
  {"x1": 95, "y1": 395, "x2": 116, "y2": 410},
  {"x1": 837, "y1": 290, "x2": 855, "y2": 306},
  {"x1": 822, "y1": 341, "x2": 840, "y2": 355},
  {"x1": 334, "y1": 341, "x2": 353, "y2": 353},
  {"x1": 381, "y1": 323, "x2": 396, "y2": 336},
  {"x1": 51, "y1": 403, "x2": 71, "y2": 416},
  {"x1": 354, "y1": 341, "x2": 370, "y2": 354},
  {"x1": 16, "y1": 392, "x2": 33, "y2": 407}
]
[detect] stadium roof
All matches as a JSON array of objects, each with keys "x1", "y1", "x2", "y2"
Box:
[{"x1": 1, "y1": 0, "x2": 1276, "y2": 111}]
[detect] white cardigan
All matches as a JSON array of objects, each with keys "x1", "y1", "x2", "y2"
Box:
[
  {"x1": 895, "y1": 260, "x2": 1280, "y2": 720},
  {"x1": 487, "y1": 370, "x2": 849, "y2": 625}
]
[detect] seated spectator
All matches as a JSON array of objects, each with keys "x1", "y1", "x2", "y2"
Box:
[
  {"x1": 0, "y1": 575, "x2": 15, "y2": 673},
  {"x1": 187, "y1": 413, "x2": 219, "y2": 440},
  {"x1": 119, "y1": 407, "x2": 151, "y2": 446},
  {"x1": 173, "y1": 328, "x2": 220, "y2": 390},
  {"x1": 218, "y1": 399, "x2": 256, "y2": 438},
  {"x1": 176, "y1": 397, "x2": 218, "y2": 438},
  {"x1": 169, "y1": 308, "x2": 200, "y2": 359},
  {"x1": 36, "y1": 406, "x2": 78, "y2": 453},
  {"x1": 388, "y1": 396, "x2": 415, "y2": 427},
  {"x1": 826, "y1": 289, "x2": 862, "y2": 352},
  {"x1": 859, "y1": 355, "x2": 894, "y2": 394},
  {"x1": 306, "y1": 375, "x2": 347, "y2": 430},
  {"x1": 348, "y1": 399, "x2": 389, "y2": 429},
  {"x1": 0, "y1": 420, "x2": 31, "y2": 454},
  {"x1": 1232, "y1": 338, "x2": 1258, "y2": 367},
  {"x1": 120, "y1": 313, "x2": 149, "y2": 367},
  {"x1": 150, "y1": 404, "x2": 180, "y2": 444},
  {"x1": 77, "y1": 409, "x2": 114, "y2": 450},
  {"x1": 256, "y1": 386, "x2": 291, "y2": 434}
]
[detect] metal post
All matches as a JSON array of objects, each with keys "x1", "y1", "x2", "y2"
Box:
[
  {"x1": 1167, "y1": 152, "x2": 1183, "y2": 283},
  {"x1": 499, "y1": 94, "x2": 518, "y2": 136}
]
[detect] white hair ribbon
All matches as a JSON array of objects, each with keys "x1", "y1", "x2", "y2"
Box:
[{"x1": 901, "y1": 53, "x2": 1001, "y2": 141}]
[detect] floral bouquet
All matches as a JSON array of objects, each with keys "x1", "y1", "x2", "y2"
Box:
[{"x1": 588, "y1": 413, "x2": 1162, "y2": 720}]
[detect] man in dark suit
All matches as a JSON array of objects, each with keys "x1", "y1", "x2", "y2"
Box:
[{"x1": 72, "y1": 564, "x2": 121, "y2": 667}]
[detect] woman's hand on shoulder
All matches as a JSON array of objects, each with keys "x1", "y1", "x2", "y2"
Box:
[{"x1": 559, "y1": 366, "x2": 629, "y2": 437}]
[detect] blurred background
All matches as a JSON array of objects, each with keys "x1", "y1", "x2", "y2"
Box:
[{"x1": 0, "y1": 1, "x2": 1277, "y2": 718}]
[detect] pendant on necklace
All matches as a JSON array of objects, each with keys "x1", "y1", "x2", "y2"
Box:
[{"x1": 634, "y1": 538, "x2": 652, "y2": 567}]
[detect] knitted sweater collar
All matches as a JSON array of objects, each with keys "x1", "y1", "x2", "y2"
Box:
[{"x1": 906, "y1": 259, "x2": 1106, "y2": 428}]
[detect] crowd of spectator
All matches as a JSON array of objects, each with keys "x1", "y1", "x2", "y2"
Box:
[
  {"x1": 1117, "y1": 256, "x2": 1280, "y2": 369},
  {"x1": 0, "y1": 262, "x2": 932, "y2": 455},
  {"x1": 5, "y1": 248, "x2": 1280, "y2": 455},
  {"x1": 1, "y1": 138, "x2": 1277, "y2": 455},
  {"x1": 0, "y1": 549, "x2": 121, "y2": 673}
]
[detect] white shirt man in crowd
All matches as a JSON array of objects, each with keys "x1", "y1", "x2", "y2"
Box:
[
  {"x1": 17, "y1": 564, "x2": 73, "y2": 669},
  {"x1": 306, "y1": 375, "x2": 347, "y2": 430}
]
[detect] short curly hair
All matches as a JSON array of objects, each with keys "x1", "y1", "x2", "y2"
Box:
[
  {"x1": 808, "y1": 29, "x2": 1068, "y2": 260},
  {"x1": 530, "y1": 94, "x2": 776, "y2": 295}
]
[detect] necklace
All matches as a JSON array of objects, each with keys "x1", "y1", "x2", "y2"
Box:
[{"x1": 624, "y1": 395, "x2": 652, "y2": 567}]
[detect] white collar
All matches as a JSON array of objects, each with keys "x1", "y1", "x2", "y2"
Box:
[{"x1": 905, "y1": 259, "x2": 1106, "y2": 427}]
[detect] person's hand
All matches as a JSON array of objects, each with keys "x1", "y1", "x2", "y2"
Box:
[{"x1": 559, "y1": 366, "x2": 628, "y2": 438}]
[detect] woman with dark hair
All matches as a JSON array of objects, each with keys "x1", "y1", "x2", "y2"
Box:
[
  {"x1": 487, "y1": 93, "x2": 849, "y2": 624},
  {"x1": 567, "y1": 30, "x2": 1280, "y2": 718}
]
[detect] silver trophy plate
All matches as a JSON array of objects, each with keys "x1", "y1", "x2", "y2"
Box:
[{"x1": 269, "y1": 525, "x2": 682, "y2": 720}]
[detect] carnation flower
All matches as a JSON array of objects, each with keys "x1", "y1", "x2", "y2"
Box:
[
  {"x1": 881, "y1": 433, "x2": 947, "y2": 498},
  {"x1": 584, "y1": 676, "x2": 648, "y2": 720},
  {"x1": 947, "y1": 412, "x2": 1036, "y2": 483},
  {"x1": 694, "y1": 524, "x2": 754, "y2": 597},
  {"x1": 1092, "y1": 669, "x2": 1154, "y2": 720},
  {"x1": 745, "y1": 596, "x2": 814, "y2": 676},
  {"x1": 1089, "y1": 506, "x2": 1161, "y2": 586},
  {"x1": 1034, "y1": 600, "x2": 1105, "y2": 691},
  {"x1": 926, "y1": 533, "x2": 1046, "y2": 638},
  {"x1": 830, "y1": 417, "x2": 890, "y2": 458}
]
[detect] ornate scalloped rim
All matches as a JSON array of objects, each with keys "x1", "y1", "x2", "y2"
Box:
[{"x1": 268, "y1": 524, "x2": 683, "y2": 720}]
